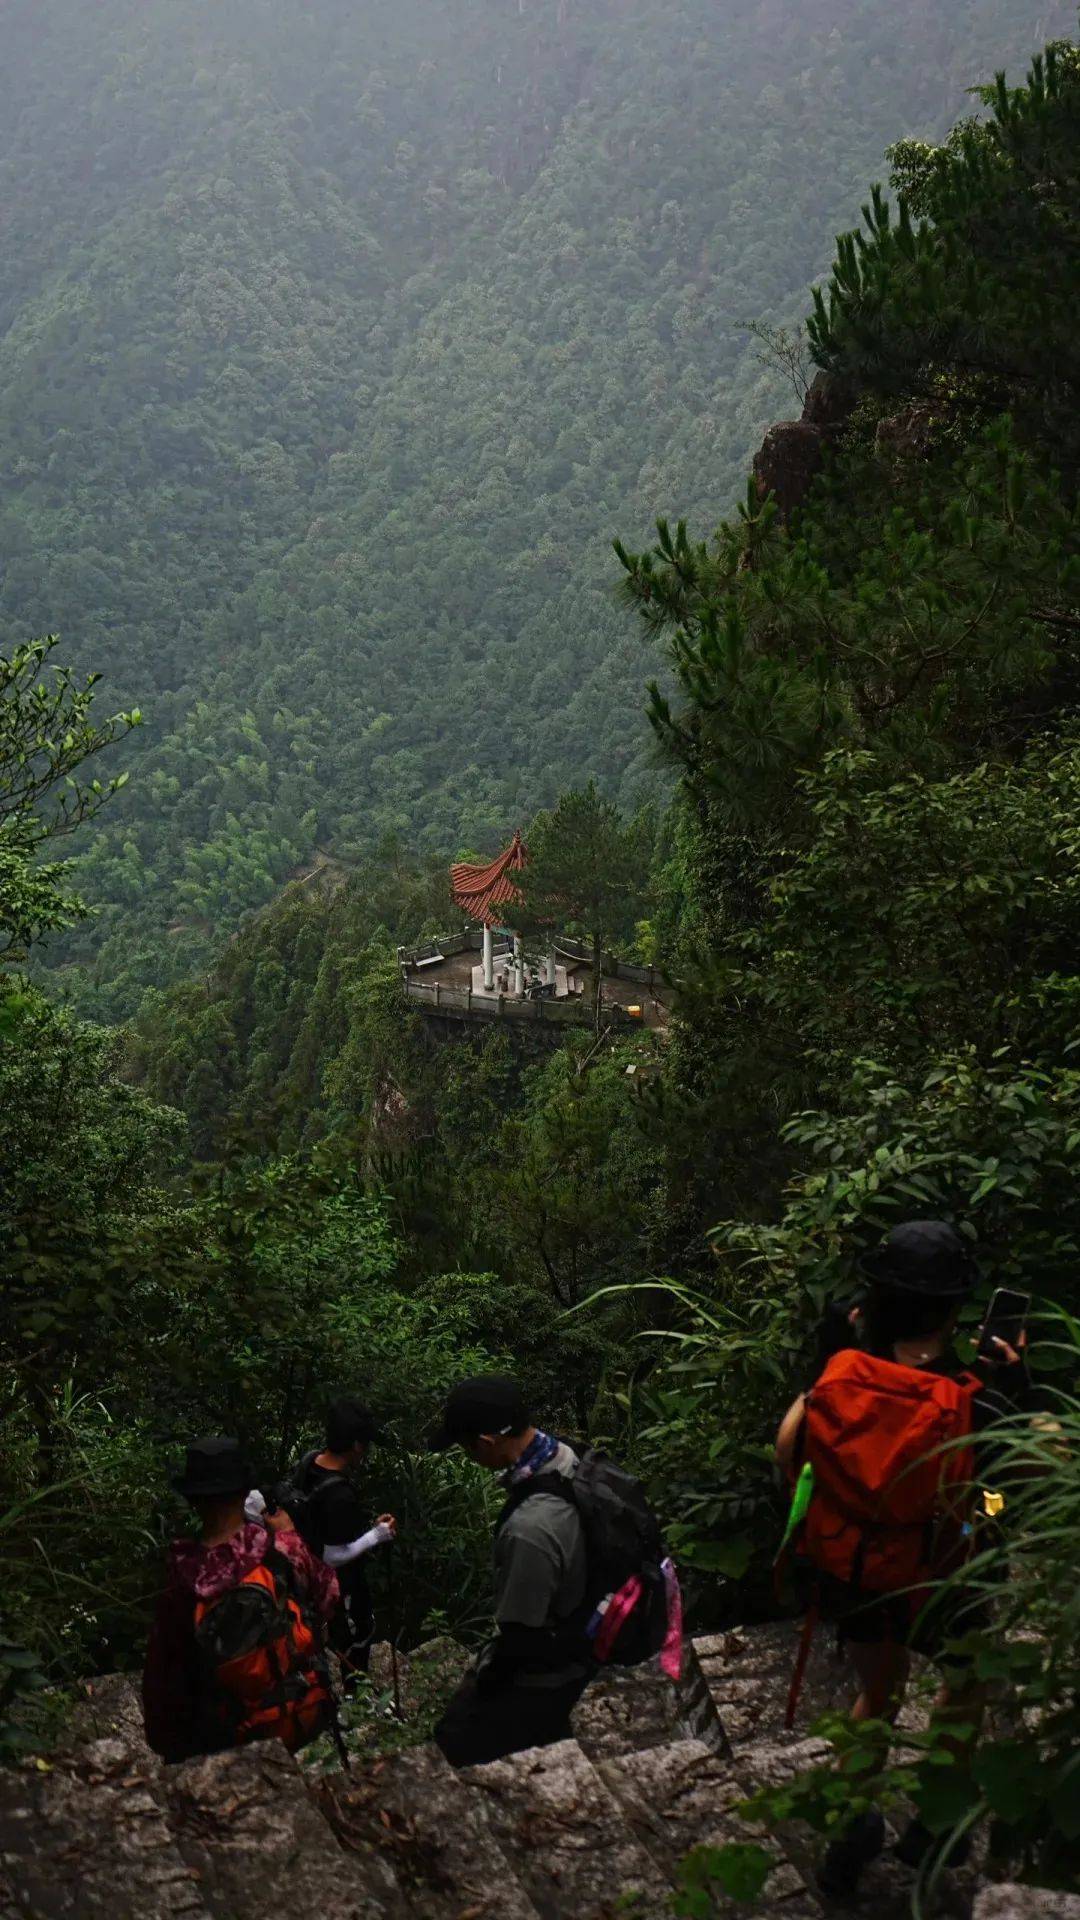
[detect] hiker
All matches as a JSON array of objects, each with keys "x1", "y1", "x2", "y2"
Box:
[
  {"x1": 270, "y1": 1397, "x2": 397, "y2": 1690},
  {"x1": 428, "y1": 1374, "x2": 675, "y2": 1768},
  {"x1": 429, "y1": 1374, "x2": 594, "y2": 1766},
  {"x1": 142, "y1": 1436, "x2": 338, "y2": 1763},
  {"x1": 775, "y1": 1220, "x2": 1030, "y2": 1897}
]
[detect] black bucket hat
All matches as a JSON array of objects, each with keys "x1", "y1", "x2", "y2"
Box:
[
  {"x1": 859, "y1": 1220, "x2": 976, "y2": 1298},
  {"x1": 428, "y1": 1375, "x2": 530, "y2": 1451},
  {"x1": 171, "y1": 1436, "x2": 252, "y2": 1499}
]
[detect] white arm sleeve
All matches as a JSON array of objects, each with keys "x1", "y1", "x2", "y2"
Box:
[
  {"x1": 322, "y1": 1521, "x2": 393, "y2": 1567},
  {"x1": 244, "y1": 1488, "x2": 268, "y2": 1524}
]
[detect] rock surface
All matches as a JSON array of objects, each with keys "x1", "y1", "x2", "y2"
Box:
[
  {"x1": 0, "y1": 1737, "x2": 210, "y2": 1920},
  {"x1": 463, "y1": 1734, "x2": 672, "y2": 1919},
  {"x1": 975, "y1": 1892, "x2": 1080, "y2": 1920},
  {"x1": 325, "y1": 1742, "x2": 539, "y2": 1920},
  {"x1": 751, "y1": 368, "x2": 856, "y2": 522},
  {"x1": 1, "y1": 1625, "x2": 1073, "y2": 1919},
  {"x1": 165, "y1": 1741, "x2": 402, "y2": 1920}
]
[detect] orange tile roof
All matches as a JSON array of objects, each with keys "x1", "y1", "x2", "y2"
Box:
[{"x1": 450, "y1": 831, "x2": 527, "y2": 927}]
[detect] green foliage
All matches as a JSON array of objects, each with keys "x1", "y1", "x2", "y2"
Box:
[
  {"x1": 0, "y1": 1637, "x2": 51, "y2": 1763},
  {"x1": 618, "y1": 418, "x2": 1079, "y2": 825},
  {"x1": 1, "y1": 635, "x2": 139, "y2": 959},
  {"x1": 7, "y1": 26, "x2": 1080, "y2": 1870},
  {"x1": 0, "y1": 642, "x2": 509, "y2": 1685},
  {"x1": 512, "y1": 783, "x2": 653, "y2": 1008},
  {"x1": 673, "y1": 1841, "x2": 773, "y2": 1914},
  {"x1": 812, "y1": 44, "x2": 1080, "y2": 467}
]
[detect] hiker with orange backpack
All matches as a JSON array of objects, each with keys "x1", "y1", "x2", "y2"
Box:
[
  {"x1": 142, "y1": 1436, "x2": 339, "y2": 1762},
  {"x1": 775, "y1": 1221, "x2": 1030, "y2": 1898}
]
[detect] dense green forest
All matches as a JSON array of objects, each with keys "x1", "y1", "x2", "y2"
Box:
[
  {"x1": 1, "y1": 0, "x2": 1073, "y2": 1015},
  {"x1": 4, "y1": 5, "x2": 1080, "y2": 1895}
]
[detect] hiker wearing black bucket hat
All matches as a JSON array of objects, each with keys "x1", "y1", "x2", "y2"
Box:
[
  {"x1": 774, "y1": 1222, "x2": 1032, "y2": 1897},
  {"x1": 142, "y1": 1437, "x2": 338, "y2": 1762}
]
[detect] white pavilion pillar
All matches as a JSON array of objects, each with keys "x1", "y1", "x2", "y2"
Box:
[
  {"x1": 545, "y1": 942, "x2": 557, "y2": 987},
  {"x1": 513, "y1": 935, "x2": 525, "y2": 997},
  {"x1": 483, "y1": 924, "x2": 494, "y2": 991}
]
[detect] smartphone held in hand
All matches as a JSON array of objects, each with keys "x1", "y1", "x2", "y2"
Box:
[{"x1": 977, "y1": 1286, "x2": 1031, "y2": 1363}]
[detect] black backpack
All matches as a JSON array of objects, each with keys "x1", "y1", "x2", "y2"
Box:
[
  {"x1": 273, "y1": 1450, "x2": 345, "y2": 1557},
  {"x1": 501, "y1": 1447, "x2": 670, "y2": 1667}
]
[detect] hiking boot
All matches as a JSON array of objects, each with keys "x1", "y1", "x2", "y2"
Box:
[
  {"x1": 894, "y1": 1817, "x2": 972, "y2": 1871},
  {"x1": 818, "y1": 1809, "x2": 886, "y2": 1900}
]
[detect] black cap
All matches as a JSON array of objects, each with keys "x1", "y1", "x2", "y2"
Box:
[
  {"x1": 171, "y1": 1436, "x2": 252, "y2": 1499},
  {"x1": 860, "y1": 1220, "x2": 976, "y2": 1298},
  {"x1": 427, "y1": 1375, "x2": 530, "y2": 1451}
]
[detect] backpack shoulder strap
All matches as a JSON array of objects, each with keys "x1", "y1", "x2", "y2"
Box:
[
  {"x1": 497, "y1": 1469, "x2": 579, "y2": 1532},
  {"x1": 256, "y1": 1543, "x2": 297, "y2": 1596},
  {"x1": 297, "y1": 1452, "x2": 346, "y2": 1500}
]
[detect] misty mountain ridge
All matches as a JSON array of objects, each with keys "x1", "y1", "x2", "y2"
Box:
[{"x1": 0, "y1": 0, "x2": 1072, "y2": 1015}]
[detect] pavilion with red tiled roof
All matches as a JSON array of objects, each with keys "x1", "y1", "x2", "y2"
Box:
[
  {"x1": 450, "y1": 830, "x2": 527, "y2": 927},
  {"x1": 450, "y1": 830, "x2": 546, "y2": 995}
]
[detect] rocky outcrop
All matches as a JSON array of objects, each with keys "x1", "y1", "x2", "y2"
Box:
[
  {"x1": 0, "y1": 1626, "x2": 1065, "y2": 1920},
  {"x1": 874, "y1": 403, "x2": 935, "y2": 465},
  {"x1": 752, "y1": 371, "x2": 856, "y2": 524}
]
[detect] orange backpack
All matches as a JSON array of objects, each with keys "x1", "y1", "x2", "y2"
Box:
[
  {"x1": 192, "y1": 1545, "x2": 332, "y2": 1752},
  {"x1": 799, "y1": 1348, "x2": 981, "y2": 1603}
]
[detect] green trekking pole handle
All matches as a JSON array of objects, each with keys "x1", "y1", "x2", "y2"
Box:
[{"x1": 778, "y1": 1461, "x2": 815, "y2": 1558}]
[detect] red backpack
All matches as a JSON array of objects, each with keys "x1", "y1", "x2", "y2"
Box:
[
  {"x1": 799, "y1": 1348, "x2": 981, "y2": 1602},
  {"x1": 192, "y1": 1545, "x2": 332, "y2": 1753}
]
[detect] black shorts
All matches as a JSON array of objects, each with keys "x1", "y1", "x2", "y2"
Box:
[{"x1": 815, "y1": 1573, "x2": 990, "y2": 1669}]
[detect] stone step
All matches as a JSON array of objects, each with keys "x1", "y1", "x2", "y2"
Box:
[
  {"x1": 597, "y1": 1736, "x2": 821, "y2": 1918},
  {"x1": 0, "y1": 1736, "x2": 211, "y2": 1920},
  {"x1": 462, "y1": 1736, "x2": 671, "y2": 1920},
  {"x1": 687, "y1": 1622, "x2": 934, "y2": 1754},
  {"x1": 570, "y1": 1656, "x2": 685, "y2": 1760},
  {"x1": 324, "y1": 1742, "x2": 541, "y2": 1920},
  {"x1": 162, "y1": 1740, "x2": 405, "y2": 1920},
  {"x1": 686, "y1": 1623, "x2": 852, "y2": 1752}
]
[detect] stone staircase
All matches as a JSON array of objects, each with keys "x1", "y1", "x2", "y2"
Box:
[{"x1": 2, "y1": 1624, "x2": 1076, "y2": 1920}]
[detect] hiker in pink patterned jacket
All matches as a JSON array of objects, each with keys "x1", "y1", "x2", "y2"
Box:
[{"x1": 142, "y1": 1437, "x2": 338, "y2": 1762}]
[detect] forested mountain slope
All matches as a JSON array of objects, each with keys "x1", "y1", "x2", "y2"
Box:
[{"x1": 1, "y1": 0, "x2": 1072, "y2": 1015}]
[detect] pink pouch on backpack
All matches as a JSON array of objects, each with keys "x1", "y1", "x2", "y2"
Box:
[{"x1": 593, "y1": 1575, "x2": 643, "y2": 1662}]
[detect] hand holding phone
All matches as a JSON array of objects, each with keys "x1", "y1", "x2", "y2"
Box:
[{"x1": 977, "y1": 1287, "x2": 1031, "y2": 1365}]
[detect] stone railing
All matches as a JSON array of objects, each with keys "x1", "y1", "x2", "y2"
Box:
[
  {"x1": 402, "y1": 977, "x2": 628, "y2": 1027},
  {"x1": 553, "y1": 937, "x2": 660, "y2": 991}
]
